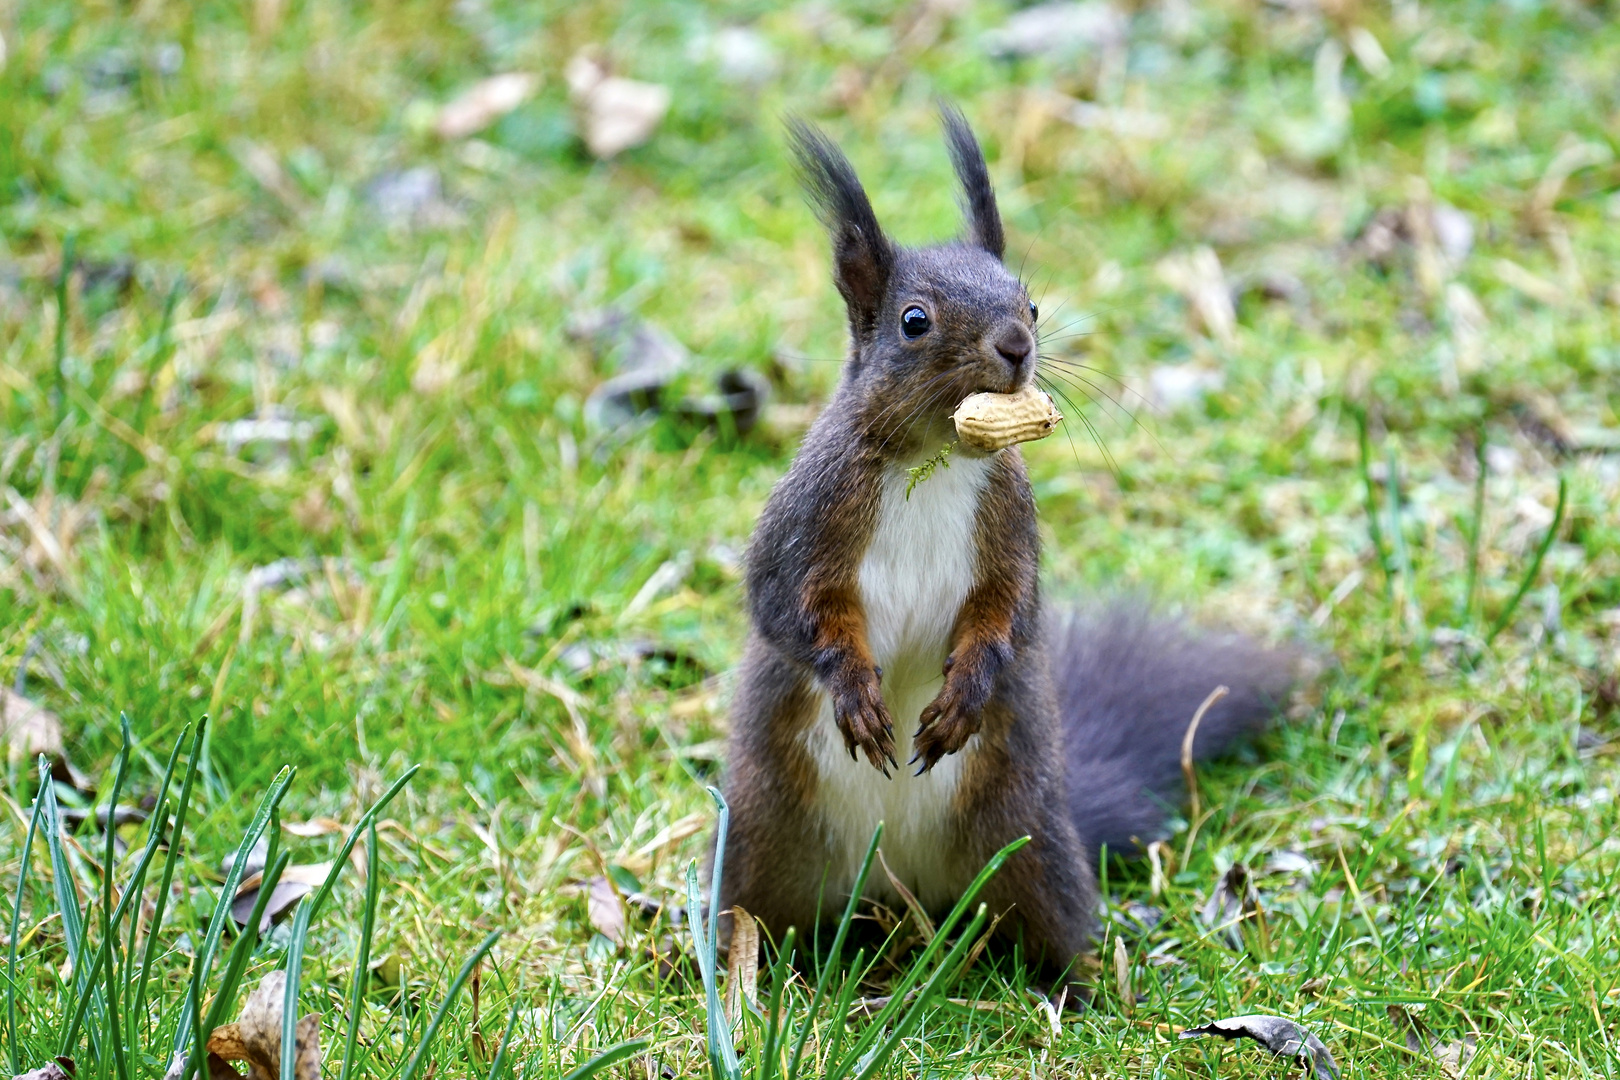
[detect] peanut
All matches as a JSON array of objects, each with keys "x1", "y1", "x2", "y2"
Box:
[{"x1": 952, "y1": 385, "x2": 1062, "y2": 452}]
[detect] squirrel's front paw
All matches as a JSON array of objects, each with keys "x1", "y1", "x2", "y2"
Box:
[
  {"x1": 912, "y1": 676, "x2": 985, "y2": 775},
  {"x1": 830, "y1": 668, "x2": 897, "y2": 775}
]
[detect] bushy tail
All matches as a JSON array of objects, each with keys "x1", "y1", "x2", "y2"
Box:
[{"x1": 1048, "y1": 603, "x2": 1299, "y2": 861}]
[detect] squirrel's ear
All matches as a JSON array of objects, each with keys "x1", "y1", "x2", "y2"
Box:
[
  {"x1": 940, "y1": 104, "x2": 1005, "y2": 261},
  {"x1": 787, "y1": 118, "x2": 895, "y2": 336}
]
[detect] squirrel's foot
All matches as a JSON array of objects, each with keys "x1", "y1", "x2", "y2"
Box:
[
  {"x1": 911, "y1": 681, "x2": 983, "y2": 774},
  {"x1": 830, "y1": 667, "x2": 897, "y2": 775}
]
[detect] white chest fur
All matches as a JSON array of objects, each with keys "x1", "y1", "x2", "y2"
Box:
[{"x1": 804, "y1": 453, "x2": 994, "y2": 911}]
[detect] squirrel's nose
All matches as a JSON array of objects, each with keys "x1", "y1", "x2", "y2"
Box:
[{"x1": 994, "y1": 324, "x2": 1034, "y2": 369}]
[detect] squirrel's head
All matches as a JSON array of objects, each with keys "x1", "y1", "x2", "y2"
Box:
[{"x1": 790, "y1": 106, "x2": 1037, "y2": 452}]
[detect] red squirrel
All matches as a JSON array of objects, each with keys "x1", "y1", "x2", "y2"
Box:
[{"x1": 717, "y1": 107, "x2": 1295, "y2": 976}]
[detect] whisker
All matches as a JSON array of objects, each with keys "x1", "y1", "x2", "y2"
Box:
[{"x1": 1038, "y1": 373, "x2": 1121, "y2": 477}]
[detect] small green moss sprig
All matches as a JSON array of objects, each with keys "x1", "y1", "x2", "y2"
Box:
[{"x1": 905, "y1": 442, "x2": 954, "y2": 499}]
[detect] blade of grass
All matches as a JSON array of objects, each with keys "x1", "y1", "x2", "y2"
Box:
[
  {"x1": 306, "y1": 764, "x2": 419, "y2": 922},
  {"x1": 483, "y1": 998, "x2": 522, "y2": 1080},
  {"x1": 202, "y1": 851, "x2": 290, "y2": 1037},
  {"x1": 785, "y1": 824, "x2": 884, "y2": 1080},
  {"x1": 757, "y1": 925, "x2": 796, "y2": 1080},
  {"x1": 847, "y1": 904, "x2": 993, "y2": 1080},
  {"x1": 172, "y1": 763, "x2": 296, "y2": 1063},
  {"x1": 686, "y1": 858, "x2": 738, "y2": 1080},
  {"x1": 1486, "y1": 473, "x2": 1567, "y2": 646},
  {"x1": 134, "y1": 718, "x2": 206, "y2": 1033},
  {"x1": 40, "y1": 755, "x2": 96, "y2": 1054},
  {"x1": 559, "y1": 1037, "x2": 652, "y2": 1080},
  {"x1": 281, "y1": 900, "x2": 314, "y2": 1080},
  {"x1": 821, "y1": 947, "x2": 868, "y2": 1075},
  {"x1": 98, "y1": 714, "x2": 133, "y2": 1080},
  {"x1": 121, "y1": 722, "x2": 189, "y2": 1010},
  {"x1": 398, "y1": 928, "x2": 503, "y2": 1080},
  {"x1": 339, "y1": 821, "x2": 382, "y2": 1080},
  {"x1": 696, "y1": 786, "x2": 741, "y2": 1080},
  {"x1": 6, "y1": 763, "x2": 46, "y2": 1074},
  {"x1": 828, "y1": 836, "x2": 1030, "y2": 1080}
]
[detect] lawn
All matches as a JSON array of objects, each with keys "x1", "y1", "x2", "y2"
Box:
[{"x1": 3, "y1": 0, "x2": 1619, "y2": 1076}]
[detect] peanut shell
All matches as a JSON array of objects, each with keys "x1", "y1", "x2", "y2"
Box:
[{"x1": 952, "y1": 386, "x2": 1062, "y2": 452}]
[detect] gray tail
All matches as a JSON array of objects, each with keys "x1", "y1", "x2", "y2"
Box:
[{"x1": 1049, "y1": 603, "x2": 1299, "y2": 862}]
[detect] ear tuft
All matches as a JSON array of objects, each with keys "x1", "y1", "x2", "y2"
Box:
[
  {"x1": 939, "y1": 103, "x2": 1005, "y2": 261},
  {"x1": 787, "y1": 117, "x2": 895, "y2": 336}
]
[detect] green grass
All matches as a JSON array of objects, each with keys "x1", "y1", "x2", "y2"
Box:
[{"x1": 3, "y1": 0, "x2": 1620, "y2": 1075}]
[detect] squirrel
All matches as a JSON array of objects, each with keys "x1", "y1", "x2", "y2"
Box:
[{"x1": 716, "y1": 107, "x2": 1297, "y2": 978}]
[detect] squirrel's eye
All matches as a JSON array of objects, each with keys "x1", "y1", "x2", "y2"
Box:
[
  {"x1": 1029, "y1": 301, "x2": 1039, "y2": 322},
  {"x1": 900, "y1": 306, "x2": 931, "y2": 339}
]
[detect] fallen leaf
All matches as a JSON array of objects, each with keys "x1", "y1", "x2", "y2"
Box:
[
  {"x1": 724, "y1": 906, "x2": 759, "y2": 1023},
  {"x1": 1387, "y1": 1004, "x2": 1476, "y2": 1077},
  {"x1": 1199, "y1": 863, "x2": 1261, "y2": 951},
  {"x1": 230, "y1": 862, "x2": 332, "y2": 932},
  {"x1": 1112, "y1": 935, "x2": 1133, "y2": 1017},
  {"x1": 1180, "y1": 1014, "x2": 1339, "y2": 1080},
  {"x1": 1, "y1": 687, "x2": 64, "y2": 766},
  {"x1": 13, "y1": 1057, "x2": 76, "y2": 1080},
  {"x1": 435, "y1": 72, "x2": 539, "y2": 139},
  {"x1": 281, "y1": 817, "x2": 345, "y2": 838},
  {"x1": 565, "y1": 52, "x2": 669, "y2": 159},
  {"x1": 205, "y1": 970, "x2": 322, "y2": 1080},
  {"x1": 587, "y1": 875, "x2": 626, "y2": 944}
]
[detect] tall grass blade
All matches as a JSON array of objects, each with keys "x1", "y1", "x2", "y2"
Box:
[
  {"x1": 757, "y1": 926, "x2": 796, "y2": 1080},
  {"x1": 98, "y1": 714, "x2": 133, "y2": 1080},
  {"x1": 398, "y1": 928, "x2": 502, "y2": 1080},
  {"x1": 171, "y1": 763, "x2": 295, "y2": 1061},
  {"x1": 848, "y1": 904, "x2": 992, "y2": 1080},
  {"x1": 339, "y1": 822, "x2": 382, "y2": 1080},
  {"x1": 828, "y1": 836, "x2": 1030, "y2": 1080},
  {"x1": 1487, "y1": 473, "x2": 1567, "y2": 646},
  {"x1": 134, "y1": 718, "x2": 206, "y2": 1034},
  {"x1": 281, "y1": 901, "x2": 314, "y2": 1080},
  {"x1": 482, "y1": 999, "x2": 522, "y2": 1080},
  {"x1": 202, "y1": 851, "x2": 290, "y2": 1037},
  {"x1": 7, "y1": 758, "x2": 48, "y2": 1074},
  {"x1": 559, "y1": 1037, "x2": 652, "y2": 1080},
  {"x1": 821, "y1": 947, "x2": 867, "y2": 1074},
  {"x1": 306, "y1": 764, "x2": 419, "y2": 922},
  {"x1": 121, "y1": 723, "x2": 189, "y2": 1010},
  {"x1": 785, "y1": 824, "x2": 883, "y2": 1080},
  {"x1": 688, "y1": 789, "x2": 740, "y2": 1080}
]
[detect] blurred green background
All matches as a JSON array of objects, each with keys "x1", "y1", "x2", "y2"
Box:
[{"x1": 3, "y1": 0, "x2": 1620, "y2": 1075}]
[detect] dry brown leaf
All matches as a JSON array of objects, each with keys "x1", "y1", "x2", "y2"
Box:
[
  {"x1": 435, "y1": 73, "x2": 540, "y2": 139},
  {"x1": 724, "y1": 906, "x2": 760, "y2": 1023},
  {"x1": 13, "y1": 1057, "x2": 76, "y2": 1080},
  {"x1": 1, "y1": 687, "x2": 63, "y2": 766},
  {"x1": 206, "y1": 971, "x2": 322, "y2": 1080},
  {"x1": 1113, "y1": 934, "x2": 1133, "y2": 1018},
  {"x1": 586, "y1": 875, "x2": 626, "y2": 944},
  {"x1": 230, "y1": 863, "x2": 333, "y2": 931},
  {"x1": 565, "y1": 52, "x2": 670, "y2": 159}
]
